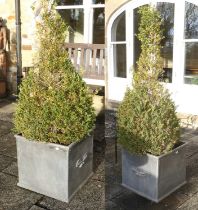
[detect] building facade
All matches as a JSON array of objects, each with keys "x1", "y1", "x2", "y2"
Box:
[
  {"x1": 0, "y1": 0, "x2": 198, "y2": 126},
  {"x1": 106, "y1": 0, "x2": 198, "y2": 119},
  {"x1": 0, "y1": 0, "x2": 37, "y2": 93}
]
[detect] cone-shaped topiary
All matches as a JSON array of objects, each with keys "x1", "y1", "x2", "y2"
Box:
[
  {"x1": 13, "y1": 0, "x2": 95, "y2": 145},
  {"x1": 117, "y1": 5, "x2": 180, "y2": 156}
]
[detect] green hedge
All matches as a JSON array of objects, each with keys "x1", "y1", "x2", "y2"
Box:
[
  {"x1": 14, "y1": 0, "x2": 95, "y2": 145},
  {"x1": 117, "y1": 5, "x2": 180, "y2": 156}
]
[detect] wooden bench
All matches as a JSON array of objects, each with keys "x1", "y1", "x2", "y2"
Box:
[{"x1": 64, "y1": 43, "x2": 105, "y2": 84}]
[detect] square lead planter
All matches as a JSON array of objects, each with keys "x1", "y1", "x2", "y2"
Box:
[
  {"x1": 122, "y1": 142, "x2": 188, "y2": 203},
  {"x1": 15, "y1": 134, "x2": 93, "y2": 203}
]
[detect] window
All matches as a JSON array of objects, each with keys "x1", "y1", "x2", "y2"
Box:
[
  {"x1": 56, "y1": 0, "x2": 105, "y2": 44},
  {"x1": 184, "y1": 2, "x2": 198, "y2": 85},
  {"x1": 58, "y1": 0, "x2": 83, "y2": 5},
  {"x1": 93, "y1": 8, "x2": 105, "y2": 44},
  {"x1": 157, "y1": 2, "x2": 174, "y2": 83},
  {"x1": 110, "y1": 0, "x2": 198, "y2": 85},
  {"x1": 111, "y1": 12, "x2": 126, "y2": 78},
  {"x1": 92, "y1": 0, "x2": 104, "y2": 4},
  {"x1": 59, "y1": 9, "x2": 84, "y2": 43}
]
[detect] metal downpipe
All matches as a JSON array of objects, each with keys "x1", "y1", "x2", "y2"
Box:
[{"x1": 15, "y1": 0, "x2": 22, "y2": 93}]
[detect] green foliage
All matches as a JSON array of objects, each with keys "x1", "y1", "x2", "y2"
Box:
[
  {"x1": 117, "y1": 5, "x2": 180, "y2": 156},
  {"x1": 13, "y1": 0, "x2": 95, "y2": 145},
  {"x1": 135, "y1": 5, "x2": 164, "y2": 85}
]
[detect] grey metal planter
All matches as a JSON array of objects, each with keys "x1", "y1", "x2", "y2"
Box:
[
  {"x1": 122, "y1": 142, "x2": 188, "y2": 203},
  {"x1": 15, "y1": 134, "x2": 93, "y2": 203}
]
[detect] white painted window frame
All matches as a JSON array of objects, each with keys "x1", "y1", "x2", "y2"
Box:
[
  {"x1": 56, "y1": 0, "x2": 105, "y2": 43},
  {"x1": 108, "y1": 0, "x2": 198, "y2": 84}
]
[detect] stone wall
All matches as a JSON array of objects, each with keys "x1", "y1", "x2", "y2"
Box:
[
  {"x1": 0, "y1": 0, "x2": 35, "y2": 94},
  {"x1": 0, "y1": 0, "x2": 17, "y2": 94}
]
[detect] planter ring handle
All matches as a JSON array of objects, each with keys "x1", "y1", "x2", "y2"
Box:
[{"x1": 132, "y1": 168, "x2": 147, "y2": 177}]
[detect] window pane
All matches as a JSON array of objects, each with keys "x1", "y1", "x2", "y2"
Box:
[
  {"x1": 92, "y1": 0, "x2": 104, "y2": 4},
  {"x1": 93, "y1": 8, "x2": 105, "y2": 44},
  {"x1": 59, "y1": 9, "x2": 84, "y2": 43},
  {"x1": 157, "y1": 2, "x2": 174, "y2": 83},
  {"x1": 113, "y1": 44, "x2": 126, "y2": 78},
  {"x1": 185, "y1": 2, "x2": 198, "y2": 39},
  {"x1": 57, "y1": 0, "x2": 83, "y2": 5},
  {"x1": 184, "y1": 43, "x2": 198, "y2": 85},
  {"x1": 112, "y1": 12, "x2": 126, "y2": 42}
]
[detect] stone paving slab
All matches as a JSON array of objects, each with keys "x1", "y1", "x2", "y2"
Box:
[
  {"x1": 0, "y1": 155, "x2": 15, "y2": 172},
  {"x1": 0, "y1": 113, "x2": 13, "y2": 122},
  {"x1": 0, "y1": 121, "x2": 13, "y2": 136},
  {"x1": 29, "y1": 206, "x2": 46, "y2": 210},
  {"x1": 0, "y1": 144, "x2": 17, "y2": 159},
  {"x1": 0, "y1": 99, "x2": 16, "y2": 114},
  {"x1": 186, "y1": 152, "x2": 198, "y2": 179},
  {"x1": 105, "y1": 200, "x2": 123, "y2": 210},
  {"x1": 37, "y1": 179, "x2": 105, "y2": 210},
  {"x1": 92, "y1": 159, "x2": 105, "y2": 183},
  {"x1": 0, "y1": 173, "x2": 43, "y2": 210},
  {"x1": 185, "y1": 141, "x2": 198, "y2": 158},
  {"x1": 178, "y1": 192, "x2": 198, "y2": 210},
  {"x1": 2, "y1": 161, "x2": 18, "y2": 177},
  {"x1": 0, "y1": 133, "x2": 16, "y2": 152}
]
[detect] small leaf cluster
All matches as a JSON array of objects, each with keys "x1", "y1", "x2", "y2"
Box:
[
  {"x1": 117, "y1": 5, "x2": 180, "y2": 156},
  {"x1": 13, "y1": 0, "x2": 95, "y2": 145}
]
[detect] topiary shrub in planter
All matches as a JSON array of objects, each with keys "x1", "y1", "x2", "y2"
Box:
[
  {"x1": 117, "y1": 5, "x2": 187, "y2": 203},
  {"x1": 14, "y1": 0, "x2": 95, "y2": 202}
]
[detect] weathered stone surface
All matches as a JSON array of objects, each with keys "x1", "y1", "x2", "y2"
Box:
[
  {"x1": 0, "y1": 133, "x2": 16, "y2": 152},
  {"x1": 105, "y1": 200, "x2": 123, "y2": 210},
  {"x1": 29, "y1": 205, "x2": 46, "y2": 210},
  {"x1": 105, "y1": 137, "x2": 119, "y2": 166},
  {"x1": 3, "y1": 161, "x2": 18, "y2": 177},
  {"x1": 0, "y1": 101, "x2": 16, "y2": 114},
  {"x1": 105, "y1": 111, "x2": 117, "y2": 138},
  {"x1": 181, "y1": 133, "x2": 197, "y2": 142},
  {"x1": 177, "y1": 192, "x2": 198, "y2": 210},
  {"x1": 189, "y1": 135, "x2": 198, "y2": 142},
  {"x1": 38, "y1": 180, "x2": 105, "y2": 210},
  {"x1": 92, "y1": 158, "x2": 105, "y2": 182},
  {"x1": 111, "y1": 189, "x2": 152, "y2": 210},
  {"x1": 186, "y1": 153, "x2": 198, "y2": 179},
  {"x1": 94, "y1": 123, "x2": 105, "y2": 142},
  {"x1": 0, "y1": 112, "x2": 13, "y2": 122},
  {"x1": 0, "y1": 173, "x2": 43, "y2": 210},
  {"x1": 0, "y1": 154, "x2": 15, "y2": 172},
  {"x1": 106, "y1": 182, "x2": 125, "y2": 201},
  {"x1": 0, "y1": 121, "x2": 13, "y2": 136},
  {"x1": 1, "y1": 144, "x2": 17, "y2": 158}
]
